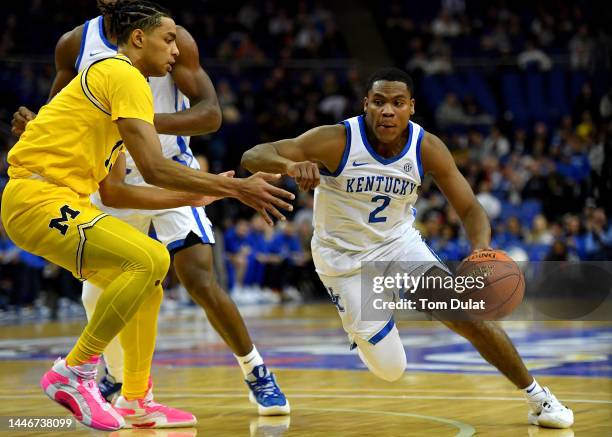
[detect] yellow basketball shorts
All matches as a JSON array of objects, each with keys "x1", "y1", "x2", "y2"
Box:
[{"x1": 1, "y1": 177, "x2": 166, "y2": 282}]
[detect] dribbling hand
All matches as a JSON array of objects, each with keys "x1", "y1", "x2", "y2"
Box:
[{"x1": 236, "y1": 172, "x2": 295, "y2": 225}]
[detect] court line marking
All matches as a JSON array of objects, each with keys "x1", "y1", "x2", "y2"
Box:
[
  {"x1": 152, "y1": 387, "x2": 612, "y2": 396},
  {"x1": 301, "y1": 407, "x2": 475, "y2": 437},
  {"x1": 202, "y1": 405, "x2": 475, "y2": 437},
  {"x1": 0, "y1": 393, "x2": 610, "y2": 404},
  {"x1": 0, "y1": 398, "x2": 475, "y2": 437},
  {"x1": 156, "y1": 393, "x2": 612, "y2": 404}
]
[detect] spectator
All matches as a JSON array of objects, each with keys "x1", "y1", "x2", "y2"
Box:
[
  {"x1": 0, "y1": 217, "x2": 20, "y2": 310},
  {"x1": 224, "y1": 219, "x2": 252, "y2": 293},
  {"x1": 573, "y1": 82, "x2": 599, "y2": 122},
  {"x1": 483, "y1": 126, "x2": 511, "y2": 157},
  {"x1": 436, "y1": 93, "x2": 467, "y2": 129},
  {"x1": 563, "y1": 214, "x2": 586, "y2": 258},
  {"x1": 569, "y1": 24, "x2": 594, "y2": 70},
  {"x1": 584, "y1": 208, "x2": 612, "y2": 259},
  {"x1": 476, "y1": 180, "x2": 501, "y2": 220},
  {"x1": 600, "y1": 88, "x2": 612, "y2": 120},
  {"x1": 432, "y1": 9, "x2": 461, "y2": 38},
  {"x1": 517, "y1": 40, "x2": 552, "y2": 71},
  {"x1": 265, "y1": 221, "x2": 304, "y2": 301},
  {"x1": 528, "y1": 214, "x2": 554, "y2": 244},
  {"x1": 545, "y1": 240, "x2": 572, "y2": 261}
]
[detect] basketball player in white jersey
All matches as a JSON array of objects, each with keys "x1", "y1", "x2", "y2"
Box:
[
  {"x1": 11, "y1": 0, "x2": 289, "y2": 417},
  {"x1": 242, "y1": 68, "x2": 573, "y2": 429}
]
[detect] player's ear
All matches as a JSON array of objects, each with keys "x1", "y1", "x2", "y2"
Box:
[
  {"x1": 131, "y1": 29, "x2": 145, "y2": 48},
  {"x1": 410, "y1": 98, "x2": 415, "y2": 116},
  {"x1": 363, "y1": 97, "x2": 368, "y2": 113}
]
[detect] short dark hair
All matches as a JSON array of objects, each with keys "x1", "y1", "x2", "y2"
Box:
[
  {"x1": 366, "y1": 68, "x2": 414, "y2": 96},
  {"x1": 104, "y1": 1, "x2": 171, "y2": 45}
]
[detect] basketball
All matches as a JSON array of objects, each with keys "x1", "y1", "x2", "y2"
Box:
[{"x1": 456, "y1": 250, "x2": 525, "y2": 320}]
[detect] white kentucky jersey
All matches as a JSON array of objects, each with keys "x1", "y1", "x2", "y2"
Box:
[
  {"x1": 75, "y1": 15, "x2": 196, "y2": 185},
  {"x1": 312, "y1": 115, "x2": 425, "y2": 276}
]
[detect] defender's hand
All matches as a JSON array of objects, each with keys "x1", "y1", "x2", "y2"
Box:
[
  {"x1": 236, "y1": 172, "x2": 295, "y2": 225},
  {"x1": 287, "y1": 161, "x2": 320, "y2": 191},
  {"x1": 11, "y1": 106, "x2": 36, "y2": 137}
]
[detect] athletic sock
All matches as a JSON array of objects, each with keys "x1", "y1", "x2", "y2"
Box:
[
  {"x1": 234, "y1": 345, "x2": 264, "y2": 377},
  {"x1": 523, "y1": 378, "x2": 546, "y2": 402}
]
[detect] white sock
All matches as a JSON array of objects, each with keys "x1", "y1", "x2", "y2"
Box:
[
  {"x1": 234, "y1": 345, "x2": 264, "y2": 377},
  {"x1": 523, "y1": 378, "x2": 546, "y2": 402}
]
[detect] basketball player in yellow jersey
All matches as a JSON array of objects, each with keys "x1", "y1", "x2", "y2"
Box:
[{"x1": 1, "y1": 1, "x2": 293, "y2": 431}]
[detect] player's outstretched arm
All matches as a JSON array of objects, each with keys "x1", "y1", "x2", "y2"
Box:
[
  {"x1": 153, "y1": 26, "x2": 222, "y2": 136},
  {"x1": 98, "y1": 153, "x2": 233, "y2": 209},
  {"x1": 421, "y1": 132, "x2": 491, "y2": 250},
  {"x1": 118, "y1": 118, "x2": 294, "y2": 224},
  {"x1": 241, "y1": 124, "x2": 346, "y2": 191}
]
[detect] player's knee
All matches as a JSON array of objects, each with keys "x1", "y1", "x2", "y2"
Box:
[
  {"x1": 149, "y1": 243, "x2": 171, "y2": 281},
  {"x1": 129, "y1": 239, "x2": 170, "y2": 282},
  {"x1": 373, "y1": 354, "x2": 406, "y2": 382},
  {"x1": 357, "y1": 331, "x2": 407, "y2": 382}
]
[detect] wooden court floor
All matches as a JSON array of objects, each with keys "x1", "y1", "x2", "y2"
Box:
[{"x1": 0, "y1": 304, "x2": 610, "y2": 436}]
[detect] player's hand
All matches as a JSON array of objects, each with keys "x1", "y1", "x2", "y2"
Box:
[
  {"x1": 11, "y1": 106, "x2": 36, "y2": 137},
  {"x1": 287, "y1": 161, "x2": 320, "y2": 191},
  {"x1": 466, "y1": 247, "x2": 495, "y2": 257},
  {"x1": 187, "y1": 170, "x2": 235, "y2": 206},
  {"x1": 471, "y1": 247, "x2": 493, "y2": 253},
  {"x1": 236, "y1": 172, "x2": 295, "y2": 225}
]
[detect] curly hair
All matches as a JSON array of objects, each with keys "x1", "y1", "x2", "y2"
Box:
[{"x1": 97, "y1": 0, "x2": 171, "y2": 45}]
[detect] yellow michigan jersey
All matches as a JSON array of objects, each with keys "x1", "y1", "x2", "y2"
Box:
[
  {"x1": 7, "y1": 53, "x2": 153, "y2": 196},
  {"x1": 2, "y1": 53, "x2": 157, "y2": 280}
]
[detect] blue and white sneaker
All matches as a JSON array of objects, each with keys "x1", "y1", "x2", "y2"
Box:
[
  {"x1": 245, "y1": 365, "x2": 290, "y2": 416},
  {"x1": 99, "y1": 371, "x2": 122, "y2": 403}
]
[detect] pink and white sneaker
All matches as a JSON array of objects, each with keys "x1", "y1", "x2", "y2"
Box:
[
  {"x1": 114, "y1": 381, "x2": 196, "y2": 429},
  {"x1": 40, "y1": 357, "x2": 125, "y2": 431}
]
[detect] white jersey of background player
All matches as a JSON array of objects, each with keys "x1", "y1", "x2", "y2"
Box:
[
  {"x1": 242, "y1": 68, "x2": 574, "y2": 429},
  {"x1": 10, "y1": 2, "x2": 290, "y2": 417},
  {"x1": 77, "y1": 15, "x2": 214, "y2": 240}
]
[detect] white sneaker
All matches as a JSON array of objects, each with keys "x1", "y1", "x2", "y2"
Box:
[{"x1": 527, "y1": 387, "x2": 574, "y2": 429}]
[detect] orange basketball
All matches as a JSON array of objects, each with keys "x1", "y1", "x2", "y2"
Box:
[{"x1": 455, "y1": 249, "x2": 525, "y2": 320}]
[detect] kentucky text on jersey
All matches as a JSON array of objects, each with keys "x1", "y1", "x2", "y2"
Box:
[{"x1": 346, "y1": 176, "x2": 417, "y2": 195}]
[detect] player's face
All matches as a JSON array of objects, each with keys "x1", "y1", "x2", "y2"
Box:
[
  {"x1": 142, "y1": 17, "x2": 179, "y2": 77},
  {"x1": 363, "y1": 81, "x2": 415, "y2": 144}
]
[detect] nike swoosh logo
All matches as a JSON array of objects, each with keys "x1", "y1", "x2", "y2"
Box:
[
  {"x1": 89, "y1": 50, "x2": 104, "y2": 57},
  {"x1": 352, "y1": 161, "x2": 368, "y2": 167},
  {"x1": 243, "y1": 356, "x2": 256, "y2": 364}
]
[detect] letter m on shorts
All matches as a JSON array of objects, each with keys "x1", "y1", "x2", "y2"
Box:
[{"x1": 49, "y1": 204, "x2": 81, "y2": 236}]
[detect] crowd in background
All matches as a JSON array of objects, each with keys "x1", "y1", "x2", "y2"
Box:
[{"x1": 0, "y1": 0, "x2": 610, "y2": 318}]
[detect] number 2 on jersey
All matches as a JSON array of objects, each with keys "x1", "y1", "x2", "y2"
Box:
[{"x1": 368, "y1": 195, "x2": 390, "y2": 223}]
